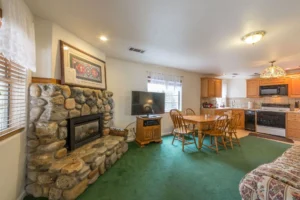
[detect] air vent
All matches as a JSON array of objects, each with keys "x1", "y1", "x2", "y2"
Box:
[
  {"x1": 250, "y1": 73, "x2": 260, "y2": 77},
  {"x1": 232, "y1": 73, "x2": 239, "y2": 76},
  {"x1": 129, "y1": 47, "x2": 145, "y2": 54}
]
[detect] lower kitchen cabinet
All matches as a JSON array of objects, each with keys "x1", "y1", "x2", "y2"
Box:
[
  {"x1": 200, "y1": 108, "x2": 216, "y2": 115},
  {"x1": 200, "y1": 108, "x2": 245, "y2": 129},
  {"x1": 286, "y1": 113, "x2": 300, "y2": 140},
  {"x1": 232, "y1": 109, "x2": 245, "y2": 129}
]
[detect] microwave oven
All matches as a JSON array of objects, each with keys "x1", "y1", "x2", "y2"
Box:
[{"x1": 259, "y1": 84, "x2": 288, "y2": 96}]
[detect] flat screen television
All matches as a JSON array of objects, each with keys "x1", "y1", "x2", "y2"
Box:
[{"x1": 131, "y1": 91, "x2": 165, "y2": 116}]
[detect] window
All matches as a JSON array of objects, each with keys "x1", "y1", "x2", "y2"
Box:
[
  {"x1": 147, "y1": 72, "x2": 182, "y2": 112},
  {"x1": 0, "y1": 54, "x2": 27, "y2": 137}
]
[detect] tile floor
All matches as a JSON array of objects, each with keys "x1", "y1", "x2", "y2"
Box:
[{"x1": 236, "y1": 129, "x2": 300, "y2": 145}]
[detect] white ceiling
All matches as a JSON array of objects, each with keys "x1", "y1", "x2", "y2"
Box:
[{"x1": 25, "y1": 0, "x2": 300, "y2": 77}]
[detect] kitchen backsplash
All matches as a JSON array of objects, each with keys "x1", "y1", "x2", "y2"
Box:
[{"x1": 201, "y1": 97, "x2": 300, "y2": 109}]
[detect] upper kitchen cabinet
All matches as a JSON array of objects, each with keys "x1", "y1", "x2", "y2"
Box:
[
  {"x1": 201, "y1": 78, "x2": 222, "y2": 98},
  {"x1": 246, "y1": 79, "x2": 260, "y2": 98},
  {"x1": 259, "y1": 77, "x2": 289, "y2": 86},
  {"x1": 289, "y1": 78, "x2": 300, "y2": 98}
]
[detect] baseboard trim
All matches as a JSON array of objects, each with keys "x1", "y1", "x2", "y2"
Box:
[
  {"x1": 162, "y1": 132, "x2": 172, "y2": 137},
  {"x1": 17, "y1": 190, "x2": 26, "y2": 200}
]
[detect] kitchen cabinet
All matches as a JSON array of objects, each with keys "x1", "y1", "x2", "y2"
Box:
[
  {"x1": 232, "y1": 109, "x2": 245, "y2": 129},
  {"x1": 200, "y1": 108, "x2": 245, "y2": 129},
  {"x1": 200, "y1": 108, "x2": 216, "y2": 115},
  {"x1": 289, "y1": 78, "x2": 300, "y2": 98},
  {"x1": 246, "y1": 79, "x2": 260, "y2": 98},
  {"x1": 259, "y1": 77, "x2": 289, "y2": 86},
  {"x1": 215, "y1": 79, "x2": 222, "y2": 97},
  {"x1": 286, "y1": 113, "x2": 300, "y2": 140},
  {"x1": 201, "y1": 78, "x2": 222, "y2": 98},
  {"x1": 214, "y1": 109, "x2": 230, "y2": 116}
]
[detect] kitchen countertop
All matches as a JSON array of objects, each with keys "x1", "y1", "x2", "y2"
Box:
[
  {"x1": 201, "y1": 107, "x2": 260, "y2": 111},
  {"x1": 201, "y1": 107, "x2": 300, "y2": 113}
]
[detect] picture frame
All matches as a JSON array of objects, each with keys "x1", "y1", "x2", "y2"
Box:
[{"x1": 60, "y1": 40, "x2": 107, "y2": 90}]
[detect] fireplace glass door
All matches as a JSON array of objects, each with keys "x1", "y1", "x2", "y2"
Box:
[{"x1": 68, "y1": 113, "x2": 103, "y2": 151}]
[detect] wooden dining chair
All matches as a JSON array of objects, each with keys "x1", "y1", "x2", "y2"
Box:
[
  {"x1": 185, "y1": 108, "x2": 196, "y2": 115},
  {"x1": 225, "y1": 113, "x2": 241, "y2": 149},
  {"x1": 201, "y1": 115, "x2": 228, "y2": 154},
  {"x1": 184, "y1": 108, "x2": 197, "y2": 132},
  {"x1": 170, "y1": 109, "x2": 197, "y2": 151}
]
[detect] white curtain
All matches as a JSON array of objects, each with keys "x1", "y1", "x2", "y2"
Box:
[
  {"x1": 0, "y1": 0, "x2": 36, "y2": 72},
  {"x1": 147, "y1": 71, "x2": 183, "y2": 111},
  {"x1": 147, "y1": 71, "x2": 182, "y2": 90}
]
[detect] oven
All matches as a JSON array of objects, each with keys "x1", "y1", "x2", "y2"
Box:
[
  {"x1": 259, "y1": 84, "x2": 288, "y2": 96},
  {"x1": 256, "y1": 111, "x2": 286, "y2": 137}
]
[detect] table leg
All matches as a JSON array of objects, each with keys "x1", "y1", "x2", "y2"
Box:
[{"x1": 197, "y1": 123, "x2": 204, "y2": 149}]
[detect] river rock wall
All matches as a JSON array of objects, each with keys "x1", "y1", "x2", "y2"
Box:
[{"x1": 26, "y1": 84, "x2": 128, "y2": 199}]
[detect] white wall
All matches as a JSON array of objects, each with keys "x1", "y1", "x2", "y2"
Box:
[
  {"x1": 0, "y1": 132, "x2": 27, "y2": 200},
  {"x1": 226, "y1": 79, "x2": 246, "y2": 98},
  {"x1": 33, "y1": 17, "x2": 53, "y2": 78},
  {"x1": 33, "y1": 17, "x2": 106, "y2": 79},
  {"x1": 51, "y1": 23, "x2": 106, "y2": 79},
  {"x1": 106, "y1": 58, "x2": 201, "y2": 134}
]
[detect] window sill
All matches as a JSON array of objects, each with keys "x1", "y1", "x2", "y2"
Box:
[{"x1": 0, "y1": 127, "x2": 25, "y2": 141}]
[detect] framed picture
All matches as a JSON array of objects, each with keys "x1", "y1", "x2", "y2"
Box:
[{"x1": 60, "y1": 40, "x2": 107, "y2": 89}]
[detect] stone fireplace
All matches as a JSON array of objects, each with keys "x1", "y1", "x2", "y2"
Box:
[{"x1": 26, "y1": 83, "x2": 128, "y2": 199}]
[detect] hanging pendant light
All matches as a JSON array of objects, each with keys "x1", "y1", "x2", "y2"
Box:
[{"x1": 260, "y1": 61, "x2": 286, "y2": 78}]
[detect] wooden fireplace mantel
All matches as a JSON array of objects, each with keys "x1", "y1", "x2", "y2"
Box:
[{"x1": 32, "y1": 77, "x2": 61, "y2": 84}]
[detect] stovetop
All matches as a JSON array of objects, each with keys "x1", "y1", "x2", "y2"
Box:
[{"x1": 260, "y1": 103, "x2": 291, "y2": 112}]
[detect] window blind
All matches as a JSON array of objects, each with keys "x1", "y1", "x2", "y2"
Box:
[
  {"x1": 147, "y1": 72, "x2": 183, "y2": 112},
  {"x1": 0, "y1": 54, "x2": 27, "y2": 137}
]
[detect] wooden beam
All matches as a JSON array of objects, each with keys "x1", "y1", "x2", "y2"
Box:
[{"x1": 32, "y1": 77, "x2": 61, "y2": 84}]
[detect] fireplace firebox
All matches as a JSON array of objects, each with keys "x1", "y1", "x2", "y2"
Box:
[{"x1": 68, "y1": 113, "x2": 103, "y2": 151}]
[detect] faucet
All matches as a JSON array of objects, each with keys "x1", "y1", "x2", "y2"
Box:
[
  {"x1": 211, "y1": 99, "x2": 217, "y2": 107},
  {"x1": 231, "y1": 100, "x2": 235, "y2": 108}
]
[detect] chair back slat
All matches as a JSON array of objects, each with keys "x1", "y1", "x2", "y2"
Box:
[
  {"x1": 213, "y1": 115, "x2": 229, "y2": 135},
  {"x1": 228, "y1": 113, "x2": 240, "y2": 133},
  {"x1": 185, "y1": 108, "x2": 196, "y2": 116},
  {"x1": 170, "y1": 109, "x2": 188, "y2": 132}
]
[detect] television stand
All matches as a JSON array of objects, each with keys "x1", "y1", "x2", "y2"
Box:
[
  {"x1": 135, "y1": 116, "x2": 162, "y2": 147},
  {"x1": 140, "y1": 115, "x2": 159, "y2": 118}
]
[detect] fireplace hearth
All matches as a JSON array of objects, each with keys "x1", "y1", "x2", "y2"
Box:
[{"x1": 68, "y1": 113, "x2": 103, "y2": 151}]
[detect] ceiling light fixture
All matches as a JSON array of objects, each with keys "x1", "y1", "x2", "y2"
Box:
[
  {"x1": 99, "y1": 36, "x2": 108, "y2": 41},
  {"x1": 260, "y1": 60, "x2": 286, "y2": 78},
  {"x1": 241, "y1": 30, "x2": 266, "y2": 44}
]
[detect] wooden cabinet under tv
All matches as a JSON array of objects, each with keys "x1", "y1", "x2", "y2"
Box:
[{"x1": 136, "y1": 116, "x2": 162, "y2": 147}]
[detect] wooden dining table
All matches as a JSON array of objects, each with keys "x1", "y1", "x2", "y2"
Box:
[{"x1": 183, "y1": 115, "x2": 222, "y2": 149}]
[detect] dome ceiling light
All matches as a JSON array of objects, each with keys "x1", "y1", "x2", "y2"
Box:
[
  {"x1": 241, "y1": 30, "x2": 266, "y2": 44},
  {"x1": 260, "y1": 60, "x2": 286, "y2": 78}
]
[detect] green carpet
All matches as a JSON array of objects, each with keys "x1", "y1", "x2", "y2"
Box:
[{"x1": 24, "y1": 136, "x2": 291, "y2": 200}]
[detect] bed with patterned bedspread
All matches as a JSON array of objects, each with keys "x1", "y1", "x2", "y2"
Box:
[{"x1": 239, "y1": 145, "x2": 300, "y2": 200}]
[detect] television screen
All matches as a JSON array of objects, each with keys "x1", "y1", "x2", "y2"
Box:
[{"x1": 131, "y1": 91, "x2": 165, "y2": 115}]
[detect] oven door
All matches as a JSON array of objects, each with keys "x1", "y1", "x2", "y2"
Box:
[{"x1": 256, "y1": 111, "x2": 286, "y2": 129}]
